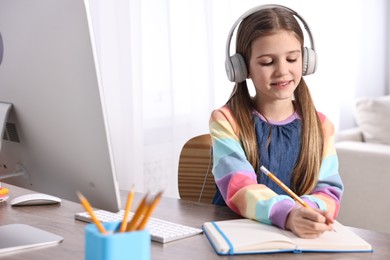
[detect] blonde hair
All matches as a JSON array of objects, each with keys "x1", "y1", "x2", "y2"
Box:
[{"x1": 227, "y1": 7, "x2": 323, "y2": 195}]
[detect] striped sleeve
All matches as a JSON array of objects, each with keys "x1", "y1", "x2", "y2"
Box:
[
  {"x1": 302, "y1": 112, "x2": 344, "y2": 218},
  {"x1": 209, "y1": 106, "x2": 295, "y2": 227}
]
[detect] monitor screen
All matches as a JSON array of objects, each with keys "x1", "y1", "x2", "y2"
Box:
[{"x1": 0, "y1": 0, "x2": 121, "y2": 212}]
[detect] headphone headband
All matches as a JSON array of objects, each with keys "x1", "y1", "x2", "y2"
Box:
[{"x1": 225, "y1": 4, "x2": 317, "y2": 82}]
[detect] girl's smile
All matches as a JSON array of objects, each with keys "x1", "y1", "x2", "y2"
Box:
[{"x1": 271, "y1": 80, "x2": 293, "y2": 90}]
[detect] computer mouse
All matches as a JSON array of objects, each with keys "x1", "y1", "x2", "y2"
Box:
[{"x1": 10, "y1": 193, "x2": 62, "y2": 206}]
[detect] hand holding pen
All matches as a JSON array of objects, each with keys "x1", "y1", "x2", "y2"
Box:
[{"x1": 260, "y1": 166, "x2": 334, "y2": 238}]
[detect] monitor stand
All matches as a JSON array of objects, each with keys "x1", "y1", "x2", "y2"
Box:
[
  {"x1": 0, "y1": 102, "x2": 28, "y2": 180},
  {"x1": 1, "y1": 105, "x2": 63, "y2": 253},
  {"x1": 0, "y1": 102, "x2": 12, "y2": 151}
]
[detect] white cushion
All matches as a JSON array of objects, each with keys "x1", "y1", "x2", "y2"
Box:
[{"x1": 355, "y1": 95, "x2": 390, "y2": 145}]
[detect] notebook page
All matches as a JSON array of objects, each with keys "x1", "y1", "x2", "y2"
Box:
[
  {"x1": 280, "y1": 221, "x2": 372, "y2": 252},
  {"x1": 204, "y1": 219, "x2": 295, "y2": 254}
]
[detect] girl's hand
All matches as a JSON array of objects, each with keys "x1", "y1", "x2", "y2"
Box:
[{"x1": 285, "y1": 207, "x2": 334, "y2": 238}]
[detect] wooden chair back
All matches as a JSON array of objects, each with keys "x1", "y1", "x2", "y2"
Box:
[{"x1": 178, "y1": 134, "x2": 215, "y2": 203}]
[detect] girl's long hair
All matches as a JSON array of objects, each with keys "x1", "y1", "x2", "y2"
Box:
[{"x1": 227, "y1": 7, "x2": 323, "y2": 195}]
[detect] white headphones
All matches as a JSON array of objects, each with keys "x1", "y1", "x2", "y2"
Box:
[{"x1": 225, "y1": 4, "x2": 317, "y2": 83}]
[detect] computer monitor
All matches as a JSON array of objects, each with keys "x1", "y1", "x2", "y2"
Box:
[{"x1": 0, "y1": 0, "x2": 121, "y2": 212}]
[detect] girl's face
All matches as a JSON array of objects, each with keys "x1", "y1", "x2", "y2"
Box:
[{"x1": 248, "y1": 30, "x2": 302, "y2": 104}]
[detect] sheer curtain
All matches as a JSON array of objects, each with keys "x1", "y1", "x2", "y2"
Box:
[
  {"x1": 88, "y1": 0, "x2": 387, "y2": 198},
  {"x1": 88, "y1": 0, "x2": 222, "y2": 198}
]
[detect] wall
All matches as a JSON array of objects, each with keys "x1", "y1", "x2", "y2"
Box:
[{"x1": 338, "y1": 0, "x2": 388, "y2": 129}]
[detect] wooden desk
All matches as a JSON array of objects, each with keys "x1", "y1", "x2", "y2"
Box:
[{"x1": 1, "y1": 184, "x2": 389, "y2": 259}]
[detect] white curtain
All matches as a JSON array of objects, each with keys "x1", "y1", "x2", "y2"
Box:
[{"x1": 88, "y1": 0, "x2": 387, "y2": 198}]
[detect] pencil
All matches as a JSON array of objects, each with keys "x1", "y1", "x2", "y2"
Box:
[
  {"x1": 137, "y1": 191, "x2": 163, "y2": 230},
  {"x1": 259, "y1": 166, "x2": 309, "y2": 208},
  {"x1": 76, "y1": 191, "x2": 107, "y2": 234},
  {"x1": 0, "y1": 187, "x2": 9, "y2": 196},
  {"x1": 126, "y1": 193, "x2": 149, "y2": 232},
  {"x1": 119, "y1": 186, "x2": 135, "y2": 232}
]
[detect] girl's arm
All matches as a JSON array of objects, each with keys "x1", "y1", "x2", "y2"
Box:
[
  {"x1": 288, "y1": 115, "x2": 343, "y2": 238},
  {"x1": 210, "y1": 106, "x2": 296, "y2": 228},
  {"x1": 301, "y1": 113, "x2": 344, "y2": 218}
]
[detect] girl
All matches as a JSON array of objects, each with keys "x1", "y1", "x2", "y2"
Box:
[{"x1": 209, "y1": 5, "x2": 343, "y2": 238}]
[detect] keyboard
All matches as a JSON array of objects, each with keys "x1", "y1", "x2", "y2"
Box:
[{"x1": 75, "y1": 209, "x2": 203, "y2": 243}]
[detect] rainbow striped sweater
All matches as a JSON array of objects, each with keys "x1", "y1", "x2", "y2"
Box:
[{"x1": 209, "y1": 105, "x2": 344, "y2": 229}]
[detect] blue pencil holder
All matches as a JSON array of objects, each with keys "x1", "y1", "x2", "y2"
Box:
[{"x1": 85, "y1": 221, "x2": 151, "y2": 260}]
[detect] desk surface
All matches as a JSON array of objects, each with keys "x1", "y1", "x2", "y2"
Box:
[{"x1": 0, "y1": 184, "x2": 389, "y2": 259}]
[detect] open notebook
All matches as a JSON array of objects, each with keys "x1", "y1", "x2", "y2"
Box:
[{"x1": 203, "y1": 219, "x2": 373, "y2": 255}]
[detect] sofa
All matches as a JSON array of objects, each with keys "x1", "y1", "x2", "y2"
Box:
[{"x1": 335, "y1": 95, "x2": 390, "y2": 234}]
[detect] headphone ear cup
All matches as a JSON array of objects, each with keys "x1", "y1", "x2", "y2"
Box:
[
  {"x1": 302, "y1": 47, "x2": 317, "y2": 76},
  {"x1": 225, "y1": 53, "x2": 247, "y2": 83}
]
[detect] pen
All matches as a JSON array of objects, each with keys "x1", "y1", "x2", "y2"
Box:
[
  {"x1": 76, "y1": 191, "x2": 107, "y2": 234},
  {"x1": 119, "y1": 186, "x2": 135, "y2": 232},
  {"x1": 259, "y1": 166, "x2": 309, "y2": 208},
  {"x1": 137, "y1": 191, "x2": 163, "y2": 230},
  {"x1": 126, "y1": 193, "x2": 150, "y2": 232}
]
